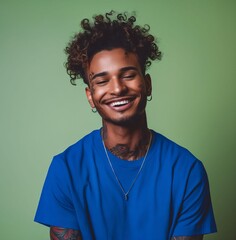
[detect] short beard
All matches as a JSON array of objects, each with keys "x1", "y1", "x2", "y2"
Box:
[{"x1": 103, "y1": 111, "x2": 146, "y2": 127}]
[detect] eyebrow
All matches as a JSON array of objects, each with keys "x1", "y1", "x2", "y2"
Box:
[
  {"x1": 90, "y1": 66, "x2": 139, "y2": 81},
  {"x1": 90, "y1": 72, "x2": 108, "y2": 81}
]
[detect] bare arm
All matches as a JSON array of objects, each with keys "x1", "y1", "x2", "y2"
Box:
[
  {"x1": 50, "y1": 227, "x2": 82, "y2": 240},
  {"x1": 171, "y1": 236, "x2": 203, "y2": 240}
]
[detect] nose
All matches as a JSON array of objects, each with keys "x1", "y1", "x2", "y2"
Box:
[{"x1": 110, "y1": 78, "x2": 128, "y2": 95}]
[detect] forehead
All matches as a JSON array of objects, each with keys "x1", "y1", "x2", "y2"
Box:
[{"x1": 88, "y1": 48, "x2": 141, "y2": 73}]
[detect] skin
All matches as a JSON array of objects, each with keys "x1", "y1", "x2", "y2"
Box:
[
  {"x1": 171, "y1": 236, "x2": 203, "y2": 240},
  {"x1": 49, "y1": 48, "x2": 204, "y2": 239},
  {"x1": 86, "y1": 48, "x2": 152, "y2": 160},
  {"x1": 50, "y1": 227, "x2": 82, "y2": 240},
  {"x1": 50, "y1": 226, "x2": 203, "y2": 240}
]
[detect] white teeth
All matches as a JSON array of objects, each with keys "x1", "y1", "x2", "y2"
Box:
[{"x1": 110, "y1": 100, "x2": 129, "y2": 107}]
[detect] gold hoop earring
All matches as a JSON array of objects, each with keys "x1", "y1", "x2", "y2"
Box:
[{"x1": 147, "y1": 95, "x2": 152, "y2": 101}]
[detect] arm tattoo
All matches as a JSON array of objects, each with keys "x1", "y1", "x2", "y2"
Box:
[
  {"x1": 171, "y1": 236, "x2": 203, "y2": 240},
  {"x1": 50, "y1": 227, "x2": 82, "y2": 240}
]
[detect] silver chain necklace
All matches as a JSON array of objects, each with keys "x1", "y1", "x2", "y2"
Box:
[{"x1": 102, "y1": 131, "x2": 152, "y2": 201}]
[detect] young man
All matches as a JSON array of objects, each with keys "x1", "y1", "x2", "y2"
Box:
[{"x1": 35, "y1": 11, "x2": 217, "y2": 240}]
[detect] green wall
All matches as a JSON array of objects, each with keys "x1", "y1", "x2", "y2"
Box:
[{"x1": 1, "y1": 0, "x2": 235, "y2": 239}]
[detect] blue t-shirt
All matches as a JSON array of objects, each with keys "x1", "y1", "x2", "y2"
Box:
[{"x1": 34, "y1": 130, "x2": 217, "y2": 239}]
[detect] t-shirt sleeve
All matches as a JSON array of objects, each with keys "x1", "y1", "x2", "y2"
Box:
[
  {"x1": 34, "y1": 156, "x2": 80, "y2": 230},
  {"x1": 172, "y1": 160, "x2": 217, "y2": 237}
]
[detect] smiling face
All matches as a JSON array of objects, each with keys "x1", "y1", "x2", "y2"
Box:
[{"x1": 85, "y1": 48, "x2": 152, "y2": 126}]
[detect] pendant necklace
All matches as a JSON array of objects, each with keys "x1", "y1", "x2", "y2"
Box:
[{"x1": 102, "y1": 131, "x2": 152, "y2": 201}]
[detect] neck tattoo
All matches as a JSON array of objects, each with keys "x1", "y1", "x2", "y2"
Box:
[{"x1": 102, "y1": 131, "x2": 152, "y2": 201}]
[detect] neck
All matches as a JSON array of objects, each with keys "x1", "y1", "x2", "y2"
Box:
[{"x1": 102, "y1": 115, "x2": 151, "y2": 161}]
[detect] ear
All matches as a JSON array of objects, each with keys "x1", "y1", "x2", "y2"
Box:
[
  {"x1": 145, "y1": 74, "x2": 152, "y2": 96},
  {"x1": 85, "y1": 87, "x2": 95, "y2": 108}
]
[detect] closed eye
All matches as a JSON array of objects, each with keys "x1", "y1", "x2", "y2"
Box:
[
  {"x1": 122, "y1": 73, "x2": 136, "y2": 80},
  {"x1": 95, "y1": 79, "x2": 109, "y2": 85},
  {"x1": 123, "y1": 74, "x2": 135, "y2": 79},
  {"x1": 119, "y1": 66, "x2": 139, "y2": 80}
]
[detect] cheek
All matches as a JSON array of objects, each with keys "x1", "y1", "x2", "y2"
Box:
[
  {"x1": 128, "y1": 79, "x2": 144, "y2": 90},
  {"x1": 91, "y1": 87, "x2": 106, "y2": 103},
  {"x1": 135, "y1": 82, "x2": 146, "y2": 95}
]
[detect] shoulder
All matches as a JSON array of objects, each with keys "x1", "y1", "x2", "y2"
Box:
[
  {"x1": 57, "y1": 129, "x2": 100, "y2": 156},
  {"x1": 153, "y1": 131, "x2": 196, "y2": 159},
  {"x1": 152, "y1": 131, "x2": 198, "y2": 164},
  {"x1": 152, "y1": 132, "x2": 210, "y2": 201},
  {"x1": 51, "y1": 129, "x2": 101, "y2": 170}
]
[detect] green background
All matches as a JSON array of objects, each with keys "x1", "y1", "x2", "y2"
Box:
[{"x1": 1, "y1": 0, "x2": 235, "y2": 239}]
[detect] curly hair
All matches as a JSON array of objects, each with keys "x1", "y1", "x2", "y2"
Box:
[{"x1": 65, "y1": 10, "x2": 162, "y2": 85}]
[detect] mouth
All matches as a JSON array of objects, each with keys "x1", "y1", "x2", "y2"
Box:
[
  {"x1": 110, "y1": 100, "x2": 130, "y2": 107},
  {"x1": 105, "y1": 97, "x2": 135, "y2": 111}
]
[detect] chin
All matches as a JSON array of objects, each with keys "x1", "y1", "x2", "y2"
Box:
[{"x1": 105, "y1": 113, "x2": 144, "y2": 127}]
